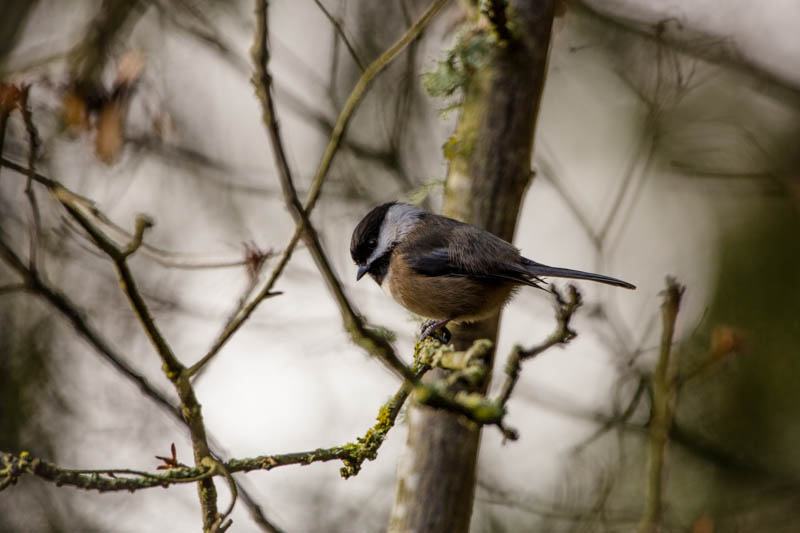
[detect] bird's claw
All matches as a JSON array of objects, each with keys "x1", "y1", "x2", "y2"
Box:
[{"x1": 419, "y1": 319, "x2": 452, "y2": 344}]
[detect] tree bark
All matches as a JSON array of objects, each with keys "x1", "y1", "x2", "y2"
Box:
[{"x1": 389, "y1": 1, "x2": 555, "y2": 531}]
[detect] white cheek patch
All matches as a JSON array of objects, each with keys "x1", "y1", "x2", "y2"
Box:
[
  {"x1": 366, "y1": 203, "x2": 423, "y2": 266},
  {"x1": 381, "y1": 268, "x2": 395, "y2": 297}
]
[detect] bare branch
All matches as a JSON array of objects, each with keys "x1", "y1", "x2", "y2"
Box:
[
  {"x1": 496, "y1": 286, "x2": 583, "y2": 410},
  {"x1": 0, "y1": 235, "x2": 181, "y2": 420},
  {"x1": 194, "y1": 0, "x2": 450, "y2": 378},
  {"x1": 1, "y1": 156, "x2": 257, "y2": 271},
  {"x1": 249, "y1": 0, "x2": 419, "y2": 382},
  {"x1": 0, "y1": 283, "x2": 27, "y2": 296},
  {"x1": 236, "y1": 480, "x2": 285, "y2": 533},
  {"x1": 572, "y1": 376, "x2": 648, "y2": 453},
  {"x1": 313, "y1": 0, "x2": 366, "y2": 71},
  {"x1": 18, "y1": 86, "x2": 42, "y2": 272},
  {"x1": 52, "y1": 190, "x2": 223, "y2": 529},
  {"x1": 535, "y1": 145, "x2": 601, "y2": 249},
  {"x1": 1, "y1": 351, "x2": 433, "y2": 494},
  {"x1": 56, "y1": 193, "x2": 183, "y2": 376},
  {"x1": 305, "y1": 0, "x2": 451, "y2": 216},
  {"x1": 571, "y1": 0, "x2": 800, "y2": 96},
  {"x1": 639, "y1": 277, "x2": 684, "y2": 533}
]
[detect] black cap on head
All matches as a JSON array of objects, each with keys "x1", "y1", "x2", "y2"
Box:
[{"x1": 350, "y1": 202, "x2": 395, "y2": 265}]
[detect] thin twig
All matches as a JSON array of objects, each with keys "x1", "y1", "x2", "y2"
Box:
[
  {"x1": 496, "y1": 285, "x2": 583, "y2": 408},
  {"x1": 53, "y1": 190, "x2": 223, "y2": 529},
  {"x1": 249, "y1": 0, "x2": 416, "y2": 382},
  {"x1": 535, "y1": 144, "x2": 600, "y2": 250},
  {"x1": 639, "y1": 277, "x2": 684, "y2": 533},
  {"x1": 0, "y1": 235, "x2": 181, "y2": 420},
  {"x1": 0, "y1": 221, "x2": 278, "y2": 532},
  {"x1": 1, "y1": 155, "x2": 272, "y2": 529},
  {"x1": 17, "y1": 87, "x2": 43, "y2": 272},
  {"x1": 57, "y1": 195, "x2": 183, "y2": 376},
  {"x1": 1, "y1": 156, "x2": 258, "y2": 272},
  {"x1": 0, "y1": 357, "x2": 433, "y2": 494},
  {"x1": 0, "y1": 283, "x2": 27, "y2": 296},
  {"x1": 572, "y1": 376, "x2": 648, "y2": 453},
  {"x1": 193, "y1": 0, "x2": 451, "y2": 378},
  {"x1": 236, "y1": 480, "x2": 285, "y2": 533},
  {"x1": 304, "y1": 0, "x2": 451, "y2": 216},
  {"x1": 597, "y1": 128, "x2": 654, "y2": 245},
  {"x1": 313, "y1": 0, "x2": 366, "y2": 71}
]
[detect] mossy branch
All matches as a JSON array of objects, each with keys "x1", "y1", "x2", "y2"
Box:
[
  {"x1": 390, "y1": 287, "x2": 583, "y2": 441},
  {"x1": 0, "y1": 353, "x2": 433, "y2": 492}
]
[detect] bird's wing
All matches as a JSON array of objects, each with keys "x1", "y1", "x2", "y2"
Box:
[{"x1": 404, "y1": 219, "x2": 545, "y2": 288}]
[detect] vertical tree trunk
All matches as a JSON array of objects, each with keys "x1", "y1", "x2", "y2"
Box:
[{"x1": 389, "y1": 1, "x2": 555, "y2": 531}]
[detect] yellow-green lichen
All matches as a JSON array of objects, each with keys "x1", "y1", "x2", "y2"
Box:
[{"x1": 423, "y1": 27, "x2": 492, "y2": 99}]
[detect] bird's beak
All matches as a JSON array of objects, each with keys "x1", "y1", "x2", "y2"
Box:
[{"x1": 356, "y1": 264, "x2": 369, "y2": 281}]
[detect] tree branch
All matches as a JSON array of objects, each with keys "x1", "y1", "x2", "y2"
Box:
[
  {"x1": 1, "y1": 156, "x2": 256, "y2": 272},
  {"x1": 304, "y1": 0, "x2": 451, "y2": 216},
  {"x1": 571, "y1": 0, "x2": 800, "y2": 96},
  {"x1": 248, "y1": 0, "x2": 422, "y2": 383},
  {"x1": 0, "y1": 235, "x2": 181, "y2": 420},
  {"x1": 56, "y1": 195, "x2": 183, "y2": 377},
  {"x1": 52, "y1": 190, "x2": 222, "y2": 530},
  {"x1": 18, "y1": 86, "x2": 42, "y2": 273},
  {"x1": 195, "y1": 0, "x2": 451, "y2": 380},
  {"x1": 639, "y1": 277, "x2": 684, "y2": 533},
  {"x1": 496, "y1": 285, "x2": 582, "y2": 409},
  {"x1": 313, "y1": 0, "x2": 365, "y2": 72},
  {"x1": 0, "y1": 349, "x2": 433, "y2": 494}
]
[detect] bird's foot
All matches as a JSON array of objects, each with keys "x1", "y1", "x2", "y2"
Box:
[{"x1": 419, "y1": 319, "x2": 452, "y2": 344}]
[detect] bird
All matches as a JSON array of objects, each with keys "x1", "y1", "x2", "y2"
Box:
[{"x1": 350, "y1": 202, "x2": 635, "y2": 343}]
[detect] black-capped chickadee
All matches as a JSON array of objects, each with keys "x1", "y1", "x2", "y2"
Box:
[{"x1": 351, "y1": 202, "x2": 635, "y2": 342}]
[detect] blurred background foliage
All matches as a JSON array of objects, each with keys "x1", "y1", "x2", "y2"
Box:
[{"x1": 1, "y1": 0, "x2": 799, "y2": 531}]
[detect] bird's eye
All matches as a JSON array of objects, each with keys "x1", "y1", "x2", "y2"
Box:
[{"x1": 367, "y1": 238, "x2": 377, "y2": 247}]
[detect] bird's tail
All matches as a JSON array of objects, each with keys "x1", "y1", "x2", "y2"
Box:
[{"x1": 522, "y1": 258, "x2": 636, "y2": 289}]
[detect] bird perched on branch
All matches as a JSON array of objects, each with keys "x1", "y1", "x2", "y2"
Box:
[{"x1": 351, "y1": 202, "x2": 635, "y2": 343}]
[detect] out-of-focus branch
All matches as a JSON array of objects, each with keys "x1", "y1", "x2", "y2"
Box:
[
  {"x1": 0, "y1": 84, "x2": 43, "y2": 271},
  {"x1": 313, "y1": 0, "x2": 365, "y2": 71},
  {"x1": 194, "y1": 0, "x2": 450, "y2": 379},
  {"x1": 236, "y1": 483, "x2": 284, "y2": 533},
  {"x1": 536, "y1": 146, "x2": 601, "y2": 250},
  {"x1": 0, "y1": 160, "x2": 270, "y2": 530},
  {"x1": 0, "y1": 349, "x2": 433, "y2": 494},
  {"x1": 248, "y1": 0, "x2": 417, "y2": 383},
  {"x1": 53, "y1": 195, "x2": 225, "y2": 530},
  {"x1": 69, "y1": 0, "x2": 146, "y2": 83},
  {"x1": 572, "y1": 375, "x2": 648, "y2": 452},
  {"x1": 305, "y1": 0, "x2": 451, "y2": 216},
  {"x1": 0, "y1": 283, "x2": 27, "y2": 295},
  {"x1": 1, "y1": 156, "x2": 261, "y2": 272},
  {"x1": 496, "y1": 286, "x2": 582, "y2": 409},
  {"x1": 151, "y1": 0, "x2": 251, "y2": 73},
  {"x1": 571, "y1": 0, "x2": 800, "y2": 96},
  {"x1": 0, "y1": 235, "x2": 181, "y2": 420},
  {"x1": 639, "y1": 277, "x2": 684, "y2": 533},
  {"x1": 57, "y1": 199, "x2": 182, "y2": 376},
  {"x1": 18, "y1": 86, "x2": 42, "y2": 272}
]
